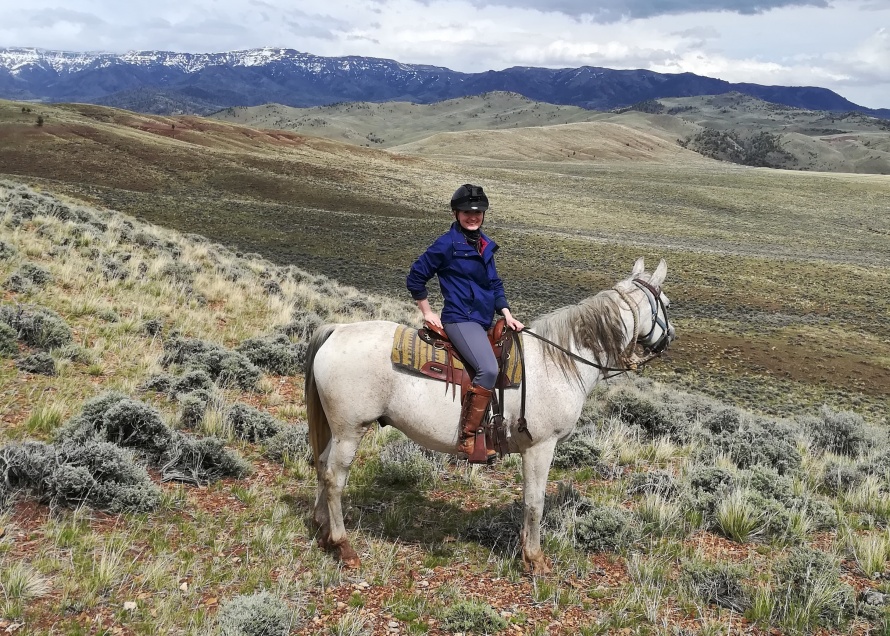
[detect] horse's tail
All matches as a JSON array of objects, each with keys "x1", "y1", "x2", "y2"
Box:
[{"x1": 305, "y1": 323, "x2": 338, "y2": 468}]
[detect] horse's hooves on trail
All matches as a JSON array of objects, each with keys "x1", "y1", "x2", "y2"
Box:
[{"x1": 338, "y1": 542, "x2": 361, "y2": 569}]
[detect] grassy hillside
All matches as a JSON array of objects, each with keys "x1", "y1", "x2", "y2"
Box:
[
  {"x1": 210, "y1": 92, "x2": 598, "y2": 149},
  {"x1": 1, "y1": 97, "x2": 889, "y2": 424},
  {"x1": 210, "y1": 92, "x2": 890, "y2": 174},
  {"x1": 4, "y1": 182, "x2": 890, "y2": 635}
]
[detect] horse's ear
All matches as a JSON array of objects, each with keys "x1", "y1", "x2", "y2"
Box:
[
  {"x1": 631, "y1": 257, "x2": 645, "y2": 278},
  {"x1": 650, "y1": 259, "x2": 667, "y2": 287}
]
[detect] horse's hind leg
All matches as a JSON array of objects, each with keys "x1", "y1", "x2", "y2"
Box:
[{"x1": 316, "y1": 432, "x2": 363, "y2": 568}]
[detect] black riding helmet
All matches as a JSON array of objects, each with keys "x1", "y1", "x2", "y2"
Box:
[{"x1": 451, "y1": 184, "x2": 489, "y2": 212}]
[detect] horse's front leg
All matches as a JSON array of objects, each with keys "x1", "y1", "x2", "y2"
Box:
[
  {"x1": 317, "y1": 434, "x2": 362, "y2": 568},
  {"x1": 519, "y1": 438, "x2": 557, "y2": 575}
]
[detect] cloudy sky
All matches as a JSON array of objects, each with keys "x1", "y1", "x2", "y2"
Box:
[{"x1": 1, "y1": 0, "x2": 889, "y2": 108}]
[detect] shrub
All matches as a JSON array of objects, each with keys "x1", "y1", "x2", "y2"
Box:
[
  {"x1": 680, "y1": 558, "x2": 750, "y2": 611},
  {"x1": 179, "y1": 391, "x2": 210, "y2": 428},
  {"x1": 0, "y1": 440, "x2": 160, "y2": 512},
  {"x1": 226, "y1": 403, "x2": 282, "y2": 442},
  {"x1": 772, "y1": 546, "x2": 855, "y2": 630},
  {"x1": 73, "y1": 391, "x2": 129, "y2": 428},
  {"x1": 805, "y1": 498, "x2": 839, "y2": 531},
  {"x1": 216, "y1": 590, "x2": 292, "y2": 636},
  {"x1": 439, "y1": 600, "x2": 507, "y2": 634},
  {"x1": 574, "y1": 503, "x2": 640, "y2": 552},
  {"x1": 139, "y1": 373, "x2": 175, "y2": 394},
  {"x1": 0, "y1": 304, "x2": 72, "y2": 350},
  {"x1": 0, "y1": 322, "x2": 19, "y2": 357},
  {"x1": 462, "y1": 501, "x2": 523, "y2": 551},
  {"x1": 0, "y1": 241, "x2": 15, "y2": 259},
  {"x1": 803, "y1": 405, "x2": 873, "y2": 457},
  {"x1": 703, "y1": 407, "x2": 742, "y2": 435},
  {"x1": 237, "y1": 334, "x2": 303, "y2": 376},
  {"x1": 628, "y1": 469, "x2": 679, "y2": 499},
  {"x1": 142, "y1": 318, "x2": 163, "y2": 336},
  {"x1": 707, "y1": 417, "x2": 801, "y2": 474},
  {"x1": 161, "y1": 433, "x2": 250, "y2": 485},
  {"x1": 100, "y1": 399, "x2": 174, "y2": 457},
  {"x1": 100, "y1": 255, "x2": 129, "y2": 281},
  {"x1": 56, "y1": 395, "x2": 172, "y2": 459},
  {"x1": 261, "y1": 279, "x2": 282, "y2": 296},
  {"x1": 262, "y1": 424, "x2": 311, "y2": 463},
  {"x1": 552, "y1": 436, "x2": 601, "y2": 469},
  {"x1": 375, "y1": 440, "x2": 439, "y2": 489},
  {"x1": 683, "y1": 465, "x2": 736, "y2": 522},
  {"x1": 4, "y1": 263, "x2": 52, "y2": 293},
  {"x1": 170, "y1": 369, "x2": 214, "y2": 395},
  {"x1": 158, "y1": 262, "x2": 195, "y2": 284},
  {"x1": 543, "y1": 481, "x2": 595, "y2": 524},
  {"x1": 279, "y1": 311, "x2": 324, "y2": 341},
  {"x1": 56, "y1": 343, "x2": 92, "y2": 363},
  {"x1": 746, "y1": 465, "x2": 795, "y2": 505},
  {"x1": 821, "y1": 461, "x2": 864, "y2": 495},
  {"x1": 17, "y1": 352, "x2": 56, "y2": 375},
  {"x1": 605, "y1": 386, "x2": 690, "y2": 443},
  {"x1": 163, "y1": 336, "x2": 260, "y2": 390}
]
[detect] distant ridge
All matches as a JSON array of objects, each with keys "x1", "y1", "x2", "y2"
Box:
[{"x1": 2, "y1": 46, "x2": 888, "y2": 119}]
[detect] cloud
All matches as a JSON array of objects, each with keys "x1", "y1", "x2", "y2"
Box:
[
  {"x1": 27, "y1": 8, "x2": 106, "y2": 28},
  {"x1": 466, "y1": 0, "x2": 829, "y2": 21}
]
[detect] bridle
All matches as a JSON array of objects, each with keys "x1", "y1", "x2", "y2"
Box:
[
  {"x1": 624, "y1": 278, "x2": 673, "y2": 356},
  {"x1": 521, "y1": 277, "x2": 674, "y2": 375}
]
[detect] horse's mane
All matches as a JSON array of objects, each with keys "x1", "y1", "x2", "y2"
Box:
[{"x1": 529, "y1": 290, "x2": 627, "y2": 384}]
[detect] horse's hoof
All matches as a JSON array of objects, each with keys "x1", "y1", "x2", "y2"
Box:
[
  {"x1": 338, "y1": 542, "x2": 361, "y2": 569},
  {"x1": 523, "y1": 554, "x2": 552, "y2": 576}
]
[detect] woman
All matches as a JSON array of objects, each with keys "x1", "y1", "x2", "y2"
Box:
[{"x1": 406, "y1": 184, "x2": 524, "y2": 462}]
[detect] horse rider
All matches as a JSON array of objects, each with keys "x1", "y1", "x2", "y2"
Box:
[{"x1": 406, "y1": 184, "x2": 524, "y2": 462}]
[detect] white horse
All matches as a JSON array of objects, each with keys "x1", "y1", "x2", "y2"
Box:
[{"x1": 306, "y1": 257, "x2": 674, "y2": 574}]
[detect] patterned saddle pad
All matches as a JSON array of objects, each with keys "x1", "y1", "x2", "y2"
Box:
[{"x1": 391, "y1": 324, "x2": 522, "y2": 391}]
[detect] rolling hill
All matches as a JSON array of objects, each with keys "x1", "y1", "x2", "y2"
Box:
[{"x1": 211, "y1": 92, "x2": 890, "y2": 174}]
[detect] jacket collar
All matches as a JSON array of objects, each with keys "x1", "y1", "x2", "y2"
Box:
[{"x1": 449, "y1": 221, "x2": 496, "y2": 254}]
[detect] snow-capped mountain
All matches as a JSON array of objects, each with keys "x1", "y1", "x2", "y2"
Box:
[{"x1": 1, "y1": 46, "x2": 886, "y2": 119}]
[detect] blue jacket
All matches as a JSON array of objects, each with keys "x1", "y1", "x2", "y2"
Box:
[{"x1": 407, "y1": 222, "x2": 509, "y2": 328}]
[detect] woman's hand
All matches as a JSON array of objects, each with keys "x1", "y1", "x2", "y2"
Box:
[
  {"x1": 423, "y1": 311, "x2": 443, "y2": 329},
  {"x1": 416, "y1": 299, "x2": 442, "y2": 329},
  {"x1": 502, "y1": 309, "x2": 524, "y2": 332}
]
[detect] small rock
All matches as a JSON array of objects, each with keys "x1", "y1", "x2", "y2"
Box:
[
  {"x1": 123, "y1": 602, "x2": 137, "y2": 611},
  {"x1": 337, "y1": 602, "x2": 347, "y2": 609},
  {"x1": 388, "y1": 621, "x2": 399, "y2": 628},
  {"x1": 417, "y1": 580, "x2": 429, "y2": 588},
  {"x1": 861, "y1": 589, "x2": 889, "y2": 606},
  {"x1": 179, "y1": 582, "x2": 188, "y2": 592}
]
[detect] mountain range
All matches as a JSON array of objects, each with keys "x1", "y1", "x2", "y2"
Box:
[{"x1": 2, "y1": 47, "x2": 889, "y2": 119}]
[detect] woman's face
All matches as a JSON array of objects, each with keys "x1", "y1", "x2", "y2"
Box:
[{"x1": 456, "y1": 209, "x2": 484, "y2": 231}]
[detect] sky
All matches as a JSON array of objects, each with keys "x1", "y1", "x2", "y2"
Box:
[{"x1": 1, "y1": 0, "x2": 889, "y2": 109}]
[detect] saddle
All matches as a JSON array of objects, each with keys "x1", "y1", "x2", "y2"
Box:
[{"x1": 390, "y1": 318, "x2": 522, "y2": 401}]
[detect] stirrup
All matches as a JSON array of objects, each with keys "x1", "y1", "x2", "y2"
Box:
[{"x1": 468, "y1": 429, "x2": 496, "y2": 465}]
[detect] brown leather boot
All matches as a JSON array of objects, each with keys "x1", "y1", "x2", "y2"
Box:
[{"x1": 457, "y1": 385, "x2": 496, "y2": 464}]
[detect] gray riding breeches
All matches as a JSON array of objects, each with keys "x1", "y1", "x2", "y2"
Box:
[{"x1": 443, "y1": 321, "x2": 498, "y2": 390}]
